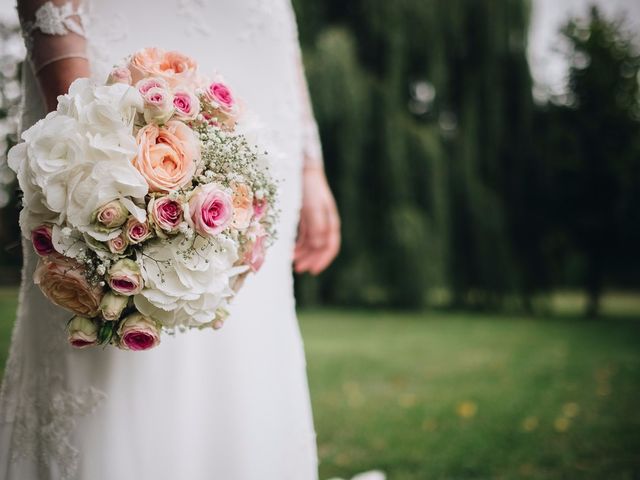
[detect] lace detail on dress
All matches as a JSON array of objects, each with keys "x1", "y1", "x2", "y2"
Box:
[
  {"x1": 20, "y1": 1, "x2": 87, "y2": 53},
  {"x1": 18, "y1": 0, "x2": 89, "y2": 72},
  {"x1": 237, "y1": 0, "x2": 289, "y2": 44},
  {"x1": 10, "y1": 384, "x2": 106, "y2": 480},
  {"x1": 0, "y1": 243, "x2": 106, "y2": 479},
  {"x1": 287, "y1": 4, "x2": 324, "y2": 165},
  {"x1": 22, "y1": 1, "x2": 86, "y2": 38}
]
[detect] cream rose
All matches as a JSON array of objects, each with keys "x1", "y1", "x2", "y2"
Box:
[
  {"x1": 100, "y1": 291, "x2": 129, "y2": 321},
  {"x1": 142, "y1": 86, "x2": 175, "y2": 125},
  {"x1": 93, "y1": 200, "x2": 129, "y2": 230},
  {"x1": 34, "y1": 256, "x2": 104, "y2": 316},
  {"x1": 133, "y1": 121, "x2": 199, "y2": 193},
  {"x1": 107, "y1": 259, "x2": 144, "y2": 296},
  {"x1": 67, "y1": 315, "x2": 99, "y2": 349}
]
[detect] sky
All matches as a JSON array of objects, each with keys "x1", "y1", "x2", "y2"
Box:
[
  {"x1": 528, "y1": 0, "x2": 640, "y2": 98},
  {"x1": 1, "y1": 0, "x2": 639, "y2": 96}
]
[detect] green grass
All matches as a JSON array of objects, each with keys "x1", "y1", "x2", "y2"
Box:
[
  {"x1": 302, "y1": 308, "x2": 640, "y2": 480},
  {"x1": 0, "y1": 290, "x2": 639, "y2": 479}
]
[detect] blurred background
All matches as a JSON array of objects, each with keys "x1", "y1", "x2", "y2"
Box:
[{"x1": 1, "y1": 0, "x2": 640, "y2": 478}]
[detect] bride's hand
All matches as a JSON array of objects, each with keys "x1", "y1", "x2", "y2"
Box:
[{"x1": 294, "y1": 166, "x2": 341, "y2": 275}]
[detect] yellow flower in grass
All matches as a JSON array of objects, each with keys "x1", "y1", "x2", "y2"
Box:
[
  {"x1": 554, "y1": 417, "x2": 571, "y2": 432},
  {"x1": 563, "y1": 402, "x2": 580, "y2": 418},
  {"x1": 456, "y1": 401, "x2": 478, "y2": 418},
  {"x1": 522, "y1": 416, "x2": 539, "y2": 432}
]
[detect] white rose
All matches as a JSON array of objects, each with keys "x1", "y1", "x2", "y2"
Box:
[
  {"x1": 8, "y1": 81, "x2": 149, "y2": 241},
  {"x1": 134, "y1": 234, "x2": 246, "y2": 327},
  {"x1": 58, "y1": 78, "x2": 143, "y2": 129}
]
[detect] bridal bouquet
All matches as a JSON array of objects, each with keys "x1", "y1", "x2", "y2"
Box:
[{"x1": 8, "y1": 48, "x2": 278, "y2": 351}]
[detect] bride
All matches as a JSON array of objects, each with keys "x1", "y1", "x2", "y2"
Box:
[{"x1": 0, "y1": 0, "x2": 341, "y2": 478}]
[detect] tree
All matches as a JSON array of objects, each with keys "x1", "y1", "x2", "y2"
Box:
[
  {"x1": 293, "y1": 0, "x2": 537, "y2": 309},
  {"x1": 541, "y1": 7, "x2": 640, "y2": 317}
]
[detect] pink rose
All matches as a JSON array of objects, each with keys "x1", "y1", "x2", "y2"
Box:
[
  {"x1": 136, "y1": 77, "x2": 168, "y2": 96},
  {"x1": 205, "y1": 81, "x2": 235, "y2": 113},
  {"x1": 107, "y1": 259, "x2": 143, "y2": 296},
  {"x1": 253, "y1": 197, "x2": 268, "y2": 220},
  {"x1": 188, "y1": 183, "x2": 233, "y2": 237},
  {"x1": 117, "y1": 312, "x2": 161, "y2": 351},
  {"x1": 129, "y1": 48, "x2": 198, "y2": 88},
  {"x1": 149, "y1": 196, "x2": 183, "y2": 234},
  {"x1": 244, "y1": 234, "x2": 267, "y2": 272},
  {"x1": 124, "y1": 217, "x2": 152, "y2": 244},
  {"x1": 31, "y1": 224, "x2": 54, "y2": 256},
  {"x1": 172, "y1": 90, "x2": 200, "y2": 121},
  {"x1": 106, "y1": 66, "x2": 132, "y2": 85},
  {"x1": 67, "y1": 315, "x2": 99, "y2": 349},
  {"x1": 142, "y1": 86, "x2": 174, "y2": 124},
  {"x1": 107, "y1": 233, "x2": 129, "y2": 255},
  {"x1": 34, "y1": 256, "x2": 104, "y2": 317},
  {"x1": 133, "y1": 121, "x2": 199, "y2": 193}
]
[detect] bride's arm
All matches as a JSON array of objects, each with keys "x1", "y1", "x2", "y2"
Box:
[
  {"x1": 293, "y1": 51, "x2": 341, "y2": 275},
  {"x1": 17, "y1": 0, "x2": 90, "y2": 111}
]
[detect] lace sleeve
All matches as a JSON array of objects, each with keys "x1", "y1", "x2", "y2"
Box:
[
  {"x1": 292, "y1": 36, "x2": 323, "y2": 167},
  {"x1": 17, "y1": 0, "x2": 88, "y2": 73},
  {"x1": 297, "y1": 58, "x2": 324, "y2": 167}
]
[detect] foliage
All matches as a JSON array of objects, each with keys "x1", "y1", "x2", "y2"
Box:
[
  {"x1": 293, "y1": 1, "x2": 640, "y2": 315},
  {"x1": 0, "y1": 19, "x2": 23, "y2": 277},
  {"x1": 537, "y1": 7, "x2": 640, "y2": 316}
]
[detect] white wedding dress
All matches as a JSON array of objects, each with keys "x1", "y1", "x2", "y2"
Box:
[{"x1": 0, "y1": 1, "x2": 321, "y2": 479}]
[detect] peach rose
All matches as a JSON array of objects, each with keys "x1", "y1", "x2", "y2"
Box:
[
  {"x1": 231, "y1": 183, "x2": 253, "y2": 230},
  {"x1": 34, "y1": 256, "x2": 104, "y2": 317},
  {"x1": 133, "y1": 120, "x2": 199, "y2": 193},
  {"x1": 129, "y1": 48, "x2": 198, "y2": 88}
]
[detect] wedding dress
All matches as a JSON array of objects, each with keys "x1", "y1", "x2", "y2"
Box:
[{"x1": 0, "y1": 1, "x2": 322, "y2": 479}]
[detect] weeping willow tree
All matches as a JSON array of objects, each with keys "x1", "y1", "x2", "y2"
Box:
[{"x1": 293, "y1": 0, "x2": 540, "y2": 309}]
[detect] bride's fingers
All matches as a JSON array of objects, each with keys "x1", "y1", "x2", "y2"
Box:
[
  {"x1": 309, "y1": 206, "x2": 341, "y2": 274},
  {"x1": 294, "y1": 213, "x2": 308, "y2": 254},
  {"x1": 306, "y1": 204, "x2": 328, "y2": 250},
  {"x1": 294, "y1": 207, "x2": 323, "y2": 270}
]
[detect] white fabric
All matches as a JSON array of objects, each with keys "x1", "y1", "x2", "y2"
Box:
[{"x1": 0, "y1": 1, "x2": 319, "y2": 479}]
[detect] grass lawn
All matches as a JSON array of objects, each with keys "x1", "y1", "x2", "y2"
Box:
[{"x1": 1, "y1": 289, "x2": 639, "y2": 479}]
